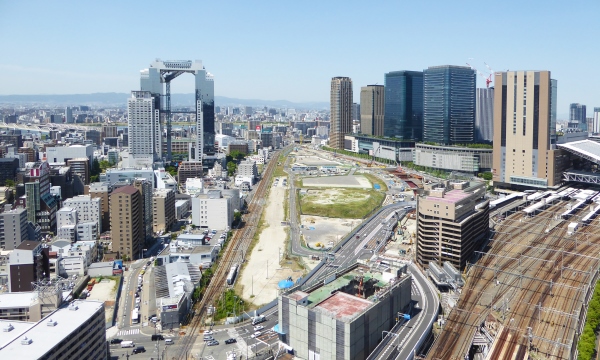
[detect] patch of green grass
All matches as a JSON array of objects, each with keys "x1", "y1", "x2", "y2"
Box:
[
  {"x1": 363, "y1": 173, "x2": 388, "y2": 191},
  {"x1": 300, "y1": 188, "x2": 385, "y2": 219},
  {"x1": 213, "y1": 289, "x2": 249, "y2": 321},
  {"x1": 283, "y1": 189, "x2": 289, "y2": 221}
]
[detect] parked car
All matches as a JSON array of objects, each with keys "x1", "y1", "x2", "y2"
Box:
[
  {"x1": 225, "y1": 338, "x2": 237, "y2": 344},
  {"x1": 132, "y1": 346, "x2": 146, "y2": 354},
  {"x1": 110, "y1": 338, "x2": 123, "y2": 344},
  {"x1": 207, "y1": 340, "x2": 219, "y2": 346},
  {"x1": 203, "y1": 330, "x2": 213, "y2": 335}
]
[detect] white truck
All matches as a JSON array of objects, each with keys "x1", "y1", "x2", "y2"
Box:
[
  {"x1": 121, "y1": 341, "x2": 135, "y2": 348},
  {"x1": 252, "y1": 315, "x2": 266, "y2": 325}
]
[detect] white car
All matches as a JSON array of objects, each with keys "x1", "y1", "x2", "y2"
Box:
[
  {"x1": 135, "y1": 298, "x2": 141, "y2": 304},
  {"x1": 253, "y1": 325, "x2": 264, "y2": 331},
  {"x1": 203, "y1": 330, "x2": 213, "y2": 335},
  {"x1": 251, "y1": 331, "x2": 262, "y2": 338}
]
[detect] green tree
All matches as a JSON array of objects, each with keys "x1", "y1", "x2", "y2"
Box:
[
  {"x1": 92, "y1": 158, "x2": 101, "y2": 176},
  {"x1": 90, "y1": 175, "x2": 99, "y2": 183},
  {"x1": 4, "y1": 179, "x2": 14, "y2": 188},
  {"x1": 99, "y1": 160, "x2": 111, "y2": 171},
  {"x1": 233, "y1": 210, "x2": 242, "y2": 224},
  {"x1": 227, "y1": 161, "x2": 237, "y2": 176},
  {"x1": 165, "y1": 165, "x2": 178, "y2": 177}
]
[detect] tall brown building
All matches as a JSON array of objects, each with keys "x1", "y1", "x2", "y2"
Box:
[
  {"x1": 152, "y1": 189, "x2": 175, "y2": 233},
  {"x1": 360, "y1": 85, "x2": 385, "y2": 136},
  {"x1": 67, "y1": 158, "x2": 90, "y2": 184},
  {"x1": 330, "y1": 77, "x2": 353, "y2": 149},
  {"x1": 86, "y1": 182, "x2": 112, "y2": 232},
  {"x1": 110, "y1": 186, "x2": 143, "y2": 260},
  {"x1": 492, "y1": 71, "x2": 564, "y2": 189}
]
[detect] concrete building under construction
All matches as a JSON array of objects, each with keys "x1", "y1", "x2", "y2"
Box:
[{"x1": 278, "y1": 264, "x2": 412, "y2": 360}]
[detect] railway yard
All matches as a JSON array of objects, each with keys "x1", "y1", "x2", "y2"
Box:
[{"x1": 427, "y1": 188, "x2": 600, "y2": 360}]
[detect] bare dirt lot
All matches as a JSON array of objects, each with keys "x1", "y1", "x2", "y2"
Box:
[
  {"x1": 302, "y1": 174, "x2": 372, "y2": 188},
  {"x1": 237, "y1": 177, "x2": 301, "y2": 306},
  {"x1": 300, "y1": 215, "x2": 360, "y2": 250}
]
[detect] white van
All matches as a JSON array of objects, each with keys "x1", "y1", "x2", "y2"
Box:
[{"x1": 121, "y1": 340, "x2": 135, "y2": 348}]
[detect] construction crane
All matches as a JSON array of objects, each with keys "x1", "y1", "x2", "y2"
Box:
[
  {"x1": 466, "y1": 61, "x2": 493, "y2": 88},
  {"x1": 368, "y1": 147, "x2": 381, "y2": 167}
]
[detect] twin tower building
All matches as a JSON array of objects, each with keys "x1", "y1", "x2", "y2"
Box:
[
  {"x1": 331, "y1": 67, "x2": 559, "y2": 189},
  {"x1": 127, "y1": 60, "x2": 215, "y2": 167}
]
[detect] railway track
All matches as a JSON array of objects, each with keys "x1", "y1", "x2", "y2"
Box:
[
  {"x1": 429, "y1": 199, "x2": 600, "y2": 360},
  {"x1": 174, "y1": 149, "x2": 282, "y2": 359}
]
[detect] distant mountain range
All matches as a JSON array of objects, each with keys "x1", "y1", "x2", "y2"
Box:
[{"x1": 0, "y1": 93, "x2": 329, "y2": 109}]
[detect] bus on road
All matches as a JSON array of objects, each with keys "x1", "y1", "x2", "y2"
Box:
[{"x1": 131, "y1": 309, "x2": 140, "y2": 324}]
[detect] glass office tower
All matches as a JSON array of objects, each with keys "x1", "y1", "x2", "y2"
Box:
[
  {"x1": 423, "y1": 65, "x2": 476, "y2": 145},
  {"x1": 383, "y1": 71, "x2": 423, "y2": 141}
]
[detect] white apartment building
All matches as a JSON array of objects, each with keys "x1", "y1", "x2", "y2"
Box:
[
  {"x1": 63, "y1": 195, "x2": 102, "y2": 236},
  {"x1": 0, "y1": 208, "x2": 28, "y2": 251},
  {"x1": 57, "y1": 207, "x2": 77, "y2": 228},
  {"x1": 76, "y1": 222, "x2": 98, "y2": 242},
  {"x1": 100, "y1": 167, "x2": 155, "y2": 188},
  {"x1": 45, "y1": 144, "x2": 94, "y2": 170},
  {"x1": 238, "y1": 160, "x2": 258, "y2": 181},
  {"x1": 128, "y1": 91, "x2": 161, "y2": 167},
  {"x1": 155, "y1": 168, "x2": 177, "y2": 191},
  {"x1": 191, "y1": 190, "x2": 232, "y2": 230}
]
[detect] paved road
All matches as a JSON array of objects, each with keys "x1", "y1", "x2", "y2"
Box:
[
  {"x1": 307, "y1": 202, "x2": 415, "y2": 284},
  {"x1": 368, "y1": 264, "x2": 440, "y2": 360}
]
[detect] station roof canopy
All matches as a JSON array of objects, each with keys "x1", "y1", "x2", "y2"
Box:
[{"x1": 557, "y1": 140, "x2": 600, "y2": 165}]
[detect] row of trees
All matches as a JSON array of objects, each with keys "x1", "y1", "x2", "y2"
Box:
[{"x1": 577, "y1": 280, "x2": 600, "y2": 359}]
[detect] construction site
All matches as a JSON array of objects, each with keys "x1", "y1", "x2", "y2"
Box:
[{"x1": 426, "y1": 187, "x2": 600, "y2": 360}]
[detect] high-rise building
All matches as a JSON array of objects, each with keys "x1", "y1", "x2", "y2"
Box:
[
  {"x1": 492, "y1": 71, "x2": 563, "y2": 189},
  {"x1": 423, "y1": 65, "x2": 476, "y2": 145},
  {"x1": 0, "y1": 300, "x2": 107, "y2": 360},
  {"x1": 152, "y1": 189, "x2": 175, "y2": 233},
  {"x1": 65, "y1": 107, "x2": 73, "y2": 124},
  {"x1": 127, "y1": 91, "x2": 161, "y2": 167},
  {"x1": 569, "y1": 103, "x2": 587, "y2": 131},
  {"x1": 109, "y1": 186, "x2": 143, "y2": 260},
  {"x1": 140, "y1": 59, "x2": 215, "y2": 160},
  {"x1": 86, "y1": 182, "x2": 112, "y2": 232},
  {"x1": 63, "y1": 195, "x2": 102, "y2": 236},
  {"x1": 67, "y1": 158, "x2": 90, "y2": 184},
  {"x1": 416, "y1": 181, "x2": 489, "y2": 271},
  {"x1": 8, "y1": 241, "x2": 50, "y2": 292},
  {"x1": 0, "y1": 208, "x2": 28, "y2": 250},
  {"x1": 0, "y1": 158, "x2": 19, "y2": 186},
  {"x1": 133, "y1": 178, "x2": 153, "y2": 241},
  {"x1": 593, "y1": 108, "x2": 600, "y2": 134},
  {"x1": 330, "y1": 77, "x2": 353, "y2": 149},
  {"x1": 359, "y1": 85, "x2": 385, "y2": 136},
  {"x1": 352, "y1": 103, "x2": 360, "y2": 121},
  {"x1": 49, "y1": 115, "x2": 63, "y2": 124},
  {"x1": 102, "y1": 124, "x2": 118, "y2": 138},
  {"x1": 384, "y1": 71, "x2": 424, "y2": 141},
  {"x1": 475, "y1": 88, "x2": 494, "y2": 142}
]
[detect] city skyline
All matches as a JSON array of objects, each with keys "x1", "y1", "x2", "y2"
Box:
[{"x1": 1, "y1": 1, "x2": 599, "y2": 118}]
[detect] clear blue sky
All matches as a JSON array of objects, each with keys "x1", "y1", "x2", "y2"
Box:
[{"x1": 1, "y1": 0, "x2": 598, "y2": 117}]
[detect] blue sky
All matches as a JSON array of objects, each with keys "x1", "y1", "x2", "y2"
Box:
[{"x1": 0, "y1": 0, "x2": 598, "y2": 117}]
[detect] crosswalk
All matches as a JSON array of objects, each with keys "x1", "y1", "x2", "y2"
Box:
[{"x1": 117, "y1": 328, "x2": 140, "y2": 336}]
